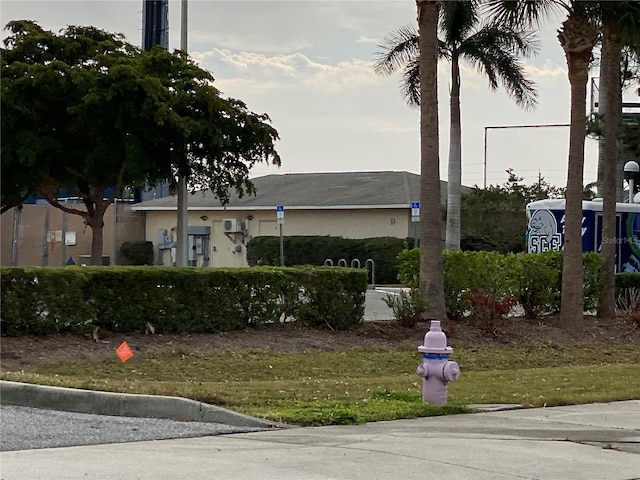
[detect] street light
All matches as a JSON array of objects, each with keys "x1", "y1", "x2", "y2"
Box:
[{"x1": 624, "y1": 160, "x2": 639, "y2": 204}]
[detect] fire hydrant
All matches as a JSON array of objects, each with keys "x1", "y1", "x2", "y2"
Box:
[{"x1": 416, "y1": 320, "x2": 460, "y2": 405}]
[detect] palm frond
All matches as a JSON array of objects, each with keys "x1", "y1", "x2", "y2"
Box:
[
  {"x1": 481, "y1": 0, "x2": 563, "y2": 30},
  {"x1": 459, "y1": 24, "x2": 539, "y2": 110},
  {"x1": 440, "y1": 0, "x2": 480, "y2": 46},
  {"x1": 401, "y1": 57, "x2": 421, "y2": 109},
  {"x1": 373, "y1": 25, "x2": 419, "y2": 77}
]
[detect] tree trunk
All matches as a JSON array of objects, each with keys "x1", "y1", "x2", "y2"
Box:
[
  {"x1": 596, "y1": 54, "x2": 607, "y2": 198},
  {"x1": 445, "y1": 56, "x2": 462, "y2": 252},
  {"x1": 89, "y1": 217, "x2": 105, "y2": 266},
  {"x1": 88, "y1": 196, "x2": 109, "y2": 266},
  {"x1": 558, "y1": 14, "x2": 598, "y2": 331},
  {"x1": 417, "y1": 0, "x2": 446, "y2": 319},
  {"x1": 598, "y1": 28, "x2": 624, "y2": 320}
]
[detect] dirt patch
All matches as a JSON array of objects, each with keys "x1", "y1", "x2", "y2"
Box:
[{"x1": 1, "y1": 315, "x2": 638, "y2": 372}]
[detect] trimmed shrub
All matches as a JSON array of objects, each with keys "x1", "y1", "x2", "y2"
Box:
[
  {"x1": 516, "y1": 252, "x2": 562, "y2": 318},
  {"x1": 119, "y1": 241, "x2": 154, "y2": 265},
  {"x1": 0, "y1": 266, "x2": 367, "y2": 336},
  {"x1": 615, "y1": 272, "x2": 640, "y2": 291},
  {"x1": 395, "y1": 250, "x2": 604, "y2": 319},
  {"x1": 247, "y1": 236, "x2": 409, "y2": 285}
]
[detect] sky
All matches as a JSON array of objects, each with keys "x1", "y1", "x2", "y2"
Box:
[{"x1": 3, "y1": 0, "x2": 633, "y2": 189}]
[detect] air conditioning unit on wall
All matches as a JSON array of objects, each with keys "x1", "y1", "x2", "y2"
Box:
[{"x1": 222, "y1": 218, "x2": 243, "y2": 233}]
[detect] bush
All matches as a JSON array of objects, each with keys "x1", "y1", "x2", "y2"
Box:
[
  {"x1": 247, "y1": 236, "x2": 410, "y2": 285},
  {"x1": 615, "y1": 272, "x2": 640, "y2": 290},
  {"x1": 395, "y1": 250, "x2": 604, "y2": 320},
  {"x1": 0, "y1": 266, "x2": 367, "y2": 336},
  {"x1": 516, "y1": 252, "x2": 562, "y2": 318},
  {"x1": 465, "y1": 288, "x2": 517, "y2": 335},
  {"x1": 119, "y1": 241, "x2": 154, "y2": 265},
  {"x1": 383, "y1": 288, "x2": 427, "y2": 327}
]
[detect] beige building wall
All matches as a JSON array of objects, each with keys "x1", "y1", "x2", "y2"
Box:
[
  {"x1": 142, "y1": 208, "x2": 415, "y2": 268},
  {"x1": 1, "y1": 202, "x2": 145, "y2": 266}
]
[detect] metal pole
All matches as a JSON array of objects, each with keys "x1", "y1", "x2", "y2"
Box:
[
  {"x1": 62, "y1": 206, "x2": 67, "y2": 265},
  {"x1": 630, "y1": 179, "x2": 634, "y2": 204},
  {"x1": 112, "y1": 198, "x2": 118, "y2": 265},
  {"x1": 279, "y1": 223, "x2": 284, "y2": 266},
  {"x1": 11, "y1": 208, "x2": 20, "y2": 266},
  {"x1": 483, "y1": 127, "x2": 487, "y2": 189},
  {"x1": 42, "y1": 205, "x2": 49, "y2": 266},
  {"x1": 482, "y1": 124, "x2": 570, "y2": 188},
  {"x1": 176, "y1": 0, "x2": 189, "y2": 267}
]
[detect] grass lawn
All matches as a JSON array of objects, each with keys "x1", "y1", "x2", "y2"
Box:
[{"x1": 2, "y1": 341, "x2": 639, "y2": 426}]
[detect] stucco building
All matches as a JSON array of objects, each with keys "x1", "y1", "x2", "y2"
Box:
[
  {"x1": 132, "y1": 171, "x2": 448, "y2": 267},
  {"x1": 1, "y1": 201, "x2": 144, "y2": 267}
]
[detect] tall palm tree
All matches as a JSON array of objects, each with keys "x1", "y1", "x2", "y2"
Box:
[
  {"x1": 596, "y1": 2, "x2": 640, "y2": 319},
  {"x1": 558, "y1": 5, "x2": 600, "y2": 330},
  {"x1": 486, "y1": 0, "x2": 600, "y2": 330},
  {"x1": 417, "y1": 0, "x2": 446, "y2": 319},
  {"x1": 374, "y1": 0, "x2": 538, "y2": 251}
]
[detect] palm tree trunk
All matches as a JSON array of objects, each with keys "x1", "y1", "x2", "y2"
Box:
[
  {"x1": 558, "y1": 13, "x2": 598, "y2": 331},
  {"x1": 599, "y1": 28, "x2": 624, "y2": 320},
  {"x1": 445, "y1": 57, "x2": 462, "y2": 252},
  {"x1": 596, "y1": 57, "x2": 607, "y2": 198},
  {"x1": 417, "y1": 0, "x2": 446, "y2": 319}
]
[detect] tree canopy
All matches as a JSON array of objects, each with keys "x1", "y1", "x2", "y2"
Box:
[{"x1": 1, "y1": 20, "x2": 280, "y2": 263}]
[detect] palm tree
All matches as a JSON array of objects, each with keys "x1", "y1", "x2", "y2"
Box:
[
  {"x1": 374, "y1": 1, "x2": 538, "y2": 252},
  {"x1": 596, "y1": 2, "x2": 640, "y2": 319},
  {"x1": 417, "y1": 0, "x2": 446, "y2": 319},
  {"x1": 486, "y1": 0, "x2": 601, "y2": 330}
]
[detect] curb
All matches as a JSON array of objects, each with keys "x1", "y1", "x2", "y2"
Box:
[{"x1": 0, "y1": 380, "x2": 292, "y2": 429}]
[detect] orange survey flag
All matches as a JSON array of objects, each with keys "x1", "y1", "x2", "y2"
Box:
[{"x1": 116, "y1": 341, "x2": 134, "y2": 362}]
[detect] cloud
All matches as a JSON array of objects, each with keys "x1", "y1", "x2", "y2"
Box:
[
  {"x1": 524, "y1": 60, "x2": 567, "y2": 80},
  {"x1": 355, "y1": 36, "x2": 380, "y2": 45},
  {"x1": 192, "y1": 48, "x2": 381, "y2": 95}
]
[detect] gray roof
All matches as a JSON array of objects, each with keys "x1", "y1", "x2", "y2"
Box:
[{"x1": 132, "y1": 171, "x2": 451, "y2": 211}]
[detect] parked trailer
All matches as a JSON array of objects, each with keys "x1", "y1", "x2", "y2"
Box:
[{"x1": 526, "y1": 199, "x2": 640, "y2": 272}]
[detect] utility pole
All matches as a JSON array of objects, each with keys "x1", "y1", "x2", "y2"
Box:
[{"x1": 175, "y1": 0, "x2": 189, "y2": 266}]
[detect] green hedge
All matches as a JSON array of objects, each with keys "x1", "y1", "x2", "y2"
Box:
[
  {"x1": 396, "y1": 249, "x2": 604, "y2": 319},
  {"x1": 246, "y1": 236, "x2": 410, "y2": 285},
  {"x1": 0, "y1": 266, "x2": 367, "y2": 336},
  {"x1": 615, "y1": 272, "x2": 640, "y2": 290},
  {"x1": 119, "y1": 241, "x2": 154, "y2": 265}
]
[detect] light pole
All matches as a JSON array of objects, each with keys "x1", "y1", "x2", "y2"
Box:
[
  {"x1": 624, "y1": 160, "x2": 639, "y2": 204},
  {"x1": 483, "y1": 124, "x2": 570, "y2": 188}
]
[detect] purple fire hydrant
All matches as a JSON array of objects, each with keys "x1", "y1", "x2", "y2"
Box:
[{"x1": 416, "y1": 320, "x2": 460, "y2": 405}]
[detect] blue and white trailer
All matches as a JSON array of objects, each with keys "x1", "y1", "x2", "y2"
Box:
[{"x1": 526, "y1": 198, "x2": 640, "y2": 272}]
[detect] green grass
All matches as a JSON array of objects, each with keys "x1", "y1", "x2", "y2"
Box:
[{"x1": 2, "y1": 342, "x2": 639, "y2": 426}]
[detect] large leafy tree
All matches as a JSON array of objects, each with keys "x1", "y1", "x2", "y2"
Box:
[
  {"x1": 416, "y1": 0, "x2": 446, "y2": 319},
  {"x1": 1, "y1": 21, "x2": 280, "y2": 265},
  {"x1": 374, "y1": 0, "x2": 538, "y2": 252}
]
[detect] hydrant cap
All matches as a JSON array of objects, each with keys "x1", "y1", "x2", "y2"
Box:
[{"x1": 418, "y1": 320, "x2": 453, "y2": 354}]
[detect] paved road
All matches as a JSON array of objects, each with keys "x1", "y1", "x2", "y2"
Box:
[
  {"x1": 364, "y1": 287, "x2": 401, "y2": 320},
  {"x1": 0, "y1": 405, "x2": 263, "y2": 452}
]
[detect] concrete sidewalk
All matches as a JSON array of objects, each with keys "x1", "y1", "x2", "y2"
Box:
[{"x1": 2, "y1": 400, "x2": 638, "y2": 480}]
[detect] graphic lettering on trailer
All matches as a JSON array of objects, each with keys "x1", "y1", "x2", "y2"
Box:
[{"x1": 527, "y1": 209, "x2": 562, "y2": 252}]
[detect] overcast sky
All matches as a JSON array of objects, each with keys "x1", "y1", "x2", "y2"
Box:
[{"x1": 4, "y1": 0, "x2": 630, "y2": 189}]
